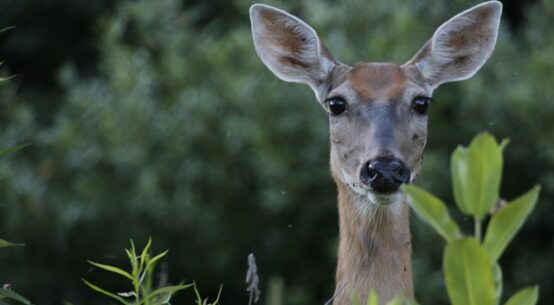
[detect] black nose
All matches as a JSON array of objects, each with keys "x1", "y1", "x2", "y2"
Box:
[{"x1": 360, "y1": 157, "x2": 411, "y2": 193}]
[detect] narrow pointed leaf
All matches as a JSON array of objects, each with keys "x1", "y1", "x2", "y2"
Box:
[
  {"x1": 0, "y1": 239, "x2": 24, "y2": 248},
  {"x1": 0, "y1": 76, "x2": 15, "y2": 85},
  {"x1": 483, "y1": 186, "x2": 540, "y2": 261},
  {"x1": 140, "y1": 238, "x2": 152, "y2": 269},
  {"x1": 503, "y1": 286, "x2": 539, "y2": 305},
  {"x1": 146, "y1": 284, "x2": 193, "y2": 301},
  {"x1": 0, "y1": 26, "x2": 15, "y2": 34},
  {"x1": 87, "y1": 260, "x2": 133, "y2": 280},
  {"x1": 0, "y1": 143, "x2": 31, "y2": 158},
  {"x1": 403, "y1": 185, "x2": 462, "y2": 241},
  {"x1": 146, "y1": 250, "x2": 168, "y2": 269},
  {"x1": 0, "y1": 288, "x2": 32, "y2": 305},
  {"x1": 81, "y1": 279, "x2": 128, "y2": 305},
  {"x1": 444, "y1": 238, "x2": 496, "y2": 305}
]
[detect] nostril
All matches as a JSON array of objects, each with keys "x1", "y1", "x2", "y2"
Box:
[
  {"x1": 367, "y1": 164, "x2": 379, "y2": 180},
  {"x1": 393, "y1": 166, "x2": 404, "y2": 177},
  {"x1": 391, "y1": 162, "x2": 410, "y2": 184}
]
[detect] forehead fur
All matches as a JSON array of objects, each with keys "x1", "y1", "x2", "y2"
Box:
[{"x1": 348, "y1": 63, "x2": 408, "y2": 100}]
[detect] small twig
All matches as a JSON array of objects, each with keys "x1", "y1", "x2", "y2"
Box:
[{"x1": 245, "y1": 253, "x2": 261, "y2": 305}]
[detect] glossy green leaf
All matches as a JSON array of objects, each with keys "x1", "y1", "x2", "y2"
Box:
[
  {"x1": 483, "y1": 186, "x2": 540, "y2": 261},
  {"x1": 403, "y1": 185, "x2": 462, "y2": 241},
  {"x1": 451, "y1": 132, "x2": 503, "y2": 218},
  {"x1": 504, "y1": 286, "x2": 539, "y2": 305},
  {"x1": 0, "y1": 288, "x2": 32, "y2": 305},
  {"x1": 451, "y1": 146, "x2": 470, "y2": 214},
  {"x1": 444, "y1": 238, "x2": 496, "y2": 305},
  {"x1": 366, "y1": 290, "x2": 377, "y2": 305}
]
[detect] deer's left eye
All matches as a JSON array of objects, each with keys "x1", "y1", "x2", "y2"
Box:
[{"x1": 412, "y1": 96, "x2": 431, "y2": 115}]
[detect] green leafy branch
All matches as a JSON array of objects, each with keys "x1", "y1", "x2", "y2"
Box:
[
  {"x1": 404, "y1": 132, "x2": 540, "y2": 305},
  {"x1": 83, "y1": 238, "x2": 192, "y2": 305}
]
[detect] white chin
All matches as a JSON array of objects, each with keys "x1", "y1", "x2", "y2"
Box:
[{"x1": 367, "y1": 191, "x2": 403, "y2": 206}]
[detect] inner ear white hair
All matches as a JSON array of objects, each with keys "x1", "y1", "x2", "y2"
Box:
[
  {"x1": 404, "y1": 1, "x2": 502, "y2": 90},
  {"x1": 249, "y1": 4, "x2": 337, "y2": 99}
]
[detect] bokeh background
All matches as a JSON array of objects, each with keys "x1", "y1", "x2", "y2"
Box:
[{"x1": 0, "y1": 0, "x2": 552, "y2": 304}]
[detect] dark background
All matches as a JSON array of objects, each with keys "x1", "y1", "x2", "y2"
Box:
[{"x1": 0, "y1": 0, "x2": 552, "y2": 304}]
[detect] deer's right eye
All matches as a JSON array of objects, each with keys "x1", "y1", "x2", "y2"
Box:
[{"x1": 325, "y1": 97, "x2": 347, "y2": 115}]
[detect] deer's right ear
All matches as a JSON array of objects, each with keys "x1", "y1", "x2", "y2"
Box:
[{"x1": 250, "y1": 4, "x2": 336, "y2": 98}]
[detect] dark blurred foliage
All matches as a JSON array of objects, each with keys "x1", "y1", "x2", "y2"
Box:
[{"x1": 0, "y1": 0, "x2": 552, "y2": 305}]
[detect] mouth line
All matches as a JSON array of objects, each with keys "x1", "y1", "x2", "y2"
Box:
[{"x1": 350, "y1": 183, "x2": 404, "y2": 204}]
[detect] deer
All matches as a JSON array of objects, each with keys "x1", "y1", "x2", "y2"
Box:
[{"x1": 249, "y1": 2, "x2": 502, "y2": 304}]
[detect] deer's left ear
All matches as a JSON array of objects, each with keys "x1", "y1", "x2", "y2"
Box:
[{"x1": 404, "y1": 1, "x2": 502, "y2": 90}]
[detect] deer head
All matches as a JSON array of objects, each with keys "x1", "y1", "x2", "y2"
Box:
[{"x1": 250, "y1": 2, "x2": 502, "y2": 208}]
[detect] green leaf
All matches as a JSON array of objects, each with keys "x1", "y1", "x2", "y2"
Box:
[
  {"x1": 403, "y1": 185, "x2": 462, "y2": 241},
  {"x1": 404, "y1": 299, "x2": 421, "y2": 305},
  {"x1": 0, "y1": 239, "x2": 24, "y2": 248},
  {"x1": 384, "y1": 296, "x2": 405, "y2": 305},
  {"x1": 193, "y1": 282, "x2": 222, "y2": 305},
  {"x1": 483, "y1": 186, "x2": 540, "y2": 261},
  {"x1": 0, "y1": 75, "x2": 15, "y2": 85},
  {"x1": 146, "y1": 250, "x2": 168, "y2": 270},
  {"x1": 87, "y1": 260, "x2": 133, "y2": 280},
  {"x1": 139, "y1": 237, "x2": 152, "y2": 269},
  {"x1": 366, "y1": 290, "x2": 377, "y2": 305},
  {"x1": 145, "y1": 284, "x2": 193, "y2": 305},
  {"x1": 0, "y1": 144, "x2": 31, "y2": 158},
  {"x1": 0, "y1": 26, "x2": 15, "y2": 34},
  {"x1": 503, "y1": 286, "x2": 539, "y2": 305},
  {"x1": 451, "y1": 146, "x2": 470, "y2": 214},
  {"x1": 0, "y1": 288, "x2": 32, "y2": 305},
  {"x1": 451, "y1": 132, "x2": 503, "y2": 218},
  {"x1": 81, "y1": 279, "x2": 128, "y2": 305},
  {"x1": 444, "y1": 238, "x2": 496, "y2": 305},
  {"x1": 493, "y1": 262, "x2": 503, "y2": 304}
]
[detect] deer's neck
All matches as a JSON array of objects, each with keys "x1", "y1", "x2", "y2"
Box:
[{"x1": 332, "y1": 182, "x2": 413, "y2": 305}]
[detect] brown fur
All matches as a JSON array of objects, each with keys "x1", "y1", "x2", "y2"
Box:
[
  {"x1": 333, "y1": 183, "x2": 413, "y2": 305},
  {"x1": 323, "y1": 63, "x2": 423, "y2": 305},
  {"x1": 443, "y1": 6, "x2": 495, "y2": 50},
  {"x1": 349, "y1": 63, "x2": 407, "y2": 101},
  {"x1": 258, "y1": 9, "x2": 305, "y2": 55}
]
